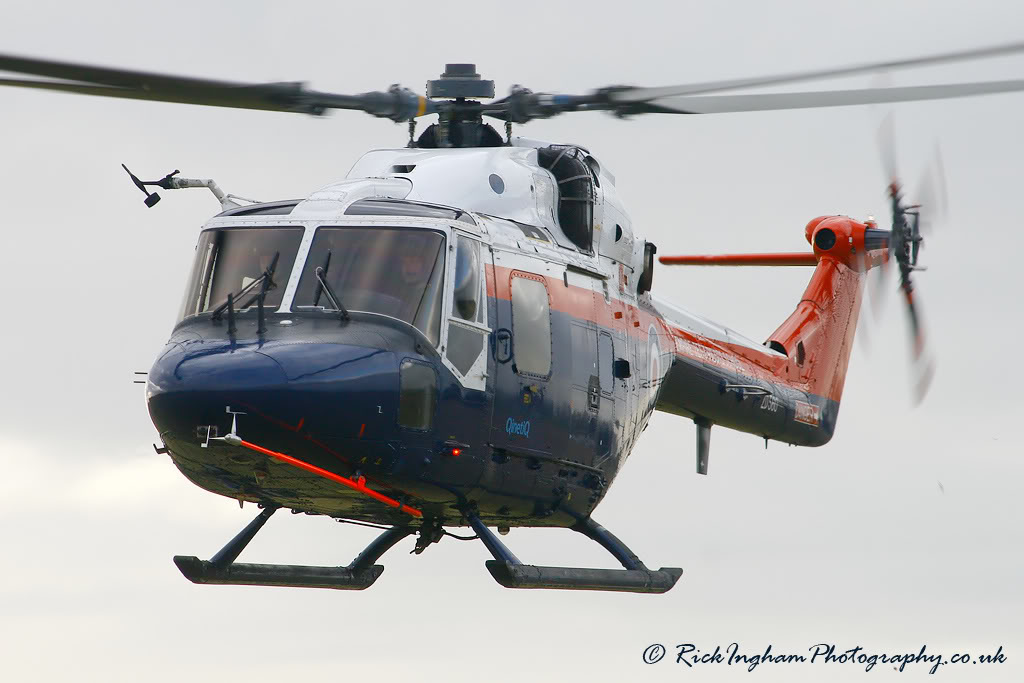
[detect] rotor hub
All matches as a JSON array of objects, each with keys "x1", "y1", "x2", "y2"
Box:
[{"x1": 426, "y1": 64, "x2": 494, "y2": 100}]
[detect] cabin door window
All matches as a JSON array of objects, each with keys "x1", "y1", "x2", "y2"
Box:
[
  {"x1": 510, "y1": 274, "x2": 552, "y2": 377},
  {"x1": 443, "y1": 233, "x2": 489, "y2": 391}
]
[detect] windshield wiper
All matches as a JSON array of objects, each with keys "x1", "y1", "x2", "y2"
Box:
[
  {"x1": 314, "y1": 265, "x2": 350, "y2": 323},
  {"x1": 313, "y1": 250, "x2": 331, "y2": 307},
  {"x1": 211, "y1": 252, "x2": 280, "y2": 335}
]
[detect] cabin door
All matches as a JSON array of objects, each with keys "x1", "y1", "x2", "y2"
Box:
[{"x1": 489, "y1": 252, "x2": 553, "y2": 457}]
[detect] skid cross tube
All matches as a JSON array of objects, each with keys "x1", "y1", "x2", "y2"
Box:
[
  {"x1": 467, "y1": 513, "x2": 683, "y2": 594},
  {"x1": 173, "y1": 507, "x2": 414, "y2": 590}
]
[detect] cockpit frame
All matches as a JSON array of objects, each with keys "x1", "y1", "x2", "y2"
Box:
[{"x1": 177, "y1": 212, "x2": 495, "y2": 391}]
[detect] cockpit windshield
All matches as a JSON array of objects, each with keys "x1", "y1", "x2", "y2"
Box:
[
  {"x1": 294, "y1": 227, "x2": 446, "y2": 345},
  {"x1": 178, "y1": 227, "x2": 304, "y2": 322}
]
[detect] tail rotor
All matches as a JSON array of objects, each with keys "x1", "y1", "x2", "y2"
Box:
[{"x1": 867, "y1": 118, "x2": 945, "y2": 403}]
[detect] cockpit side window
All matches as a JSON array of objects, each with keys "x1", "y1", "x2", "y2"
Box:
[
  {"x1": 445, "y1": 234, "x2": 489, "y2": 381},
  {"x1": 178, "y1": 227, "x2": 304, "y2": 322},
  {"x1": 451, "y1": 235, "x2": 483, "y2": 324}
]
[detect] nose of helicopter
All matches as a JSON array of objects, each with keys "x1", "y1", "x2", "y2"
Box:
[{"x1": 146, "y1": 337, "x2": 405, "y2": 448}]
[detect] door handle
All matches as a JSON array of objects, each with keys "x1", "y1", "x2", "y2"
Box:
[{"x1": 492, "y1": 328, "x2": 513, "y2": 364}]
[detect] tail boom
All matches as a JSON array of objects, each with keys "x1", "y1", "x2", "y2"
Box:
[{"x1": 654, "y1": 216, "x2": 880, "y2": 447}]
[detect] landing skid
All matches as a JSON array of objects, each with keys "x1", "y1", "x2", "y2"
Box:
[
  {"x1": 173, "y1": 507, "x2": 413, "y2": 590},
  {"x1": 172, "y1": 507, "x2": 681, "y2": 593},
  {"x1": 469, "y1": 514, "x2": 683, "y2": 594}
]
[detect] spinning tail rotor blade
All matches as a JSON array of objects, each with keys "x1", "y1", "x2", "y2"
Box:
[
  {"x1": 901, "y1": 284, "x2": 936, "y2": 403},
  {"x1": 865, "y1": 111, "x2": 941, "y2": 403},
  {"x1": 868, "y1": 255, "x2": 891, "y2": 322},
  {"x1": 878, "y1": 112, "x2": 900, "y2": 190},
  {"x1": 902, "y1": 284, "x2": 926, "y2": 354},
  {"x1": 915, "y1": 144, "x2": 950, "y2": 237},
  {"x1": 853, "y1": 247, "x2": 878, "y2": 355},
  {"x1": 868, "y1": 115, "x2": 899, "y2": 321}
]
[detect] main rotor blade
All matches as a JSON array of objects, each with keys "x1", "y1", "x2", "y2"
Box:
[
  {"x1": 612, "y1": 40, "x2": 1024, "y2": 102},
  {"x1": 627, "y1": 80, "x2": 1024, "y2": 115},
  {"x1": 0, "y1": 53, "x2": 434, "y2": 120},
  {"x1": 0, "y1": 76, "x2": 317, "y2": 112},
  {"x1": 484, "y1": 77, "x2": 1024, "y2": 123}
]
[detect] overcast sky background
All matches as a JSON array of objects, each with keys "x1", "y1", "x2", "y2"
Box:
[{"x1": 1, "y1": 1, "x2": 1022, "y2": 681}]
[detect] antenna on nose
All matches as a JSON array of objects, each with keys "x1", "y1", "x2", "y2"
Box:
[
  {"x1": 200, "y1": 406, "x2": 247, "y2": 448},
  {"x1": 225, "y1": 406, "x2": 246, "y2": 441}
]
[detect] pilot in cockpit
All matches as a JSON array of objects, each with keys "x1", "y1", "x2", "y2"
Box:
[
  {"x1": 386, "y1": 236, "x2": 431, "y2": 319},
  {"x1": 399, "y1": 237, "x2": 432, "y2": 287},
  {"x1": 241, "y1": 248, "x2": 276, "y2": 295}
]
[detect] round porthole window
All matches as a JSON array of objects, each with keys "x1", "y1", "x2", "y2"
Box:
[
  {"x1": 615, "y1": 224, "x2": 623, "y2": 242},
  {"x1": 488, "y1": 173, "x2": 505, "y2": 194}
]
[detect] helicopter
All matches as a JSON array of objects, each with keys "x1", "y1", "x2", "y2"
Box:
[{"x1": 1, "y1": 45, "x2": 1021, "y2": 595}]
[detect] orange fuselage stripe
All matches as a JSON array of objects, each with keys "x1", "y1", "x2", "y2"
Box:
[{"x1": 485, "y1": 260, "x2": 855, "y2": 402}]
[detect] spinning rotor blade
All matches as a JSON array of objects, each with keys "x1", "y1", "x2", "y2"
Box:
[
  {"x1": 6, "y1": 41, "x2": 1024, "y2": 125},
  {"x1": 613, "y1": 40, "x2": 1024, "y2": 100},
  {"x1": 868, "y1": 114, "x2": 899, "y2": 321},
  {"x1": 900, "y1": 283, "x2": 936, "y2": 404},
  {"x1": 868, "y1": 117, "x2": 948, "y2": 320},
  {"x1": 861, "y1": 111, "x2": 941, "y2": 403},
  {"x1": 877, "y1": 113, "x2": 900, "y2": 188},
  {"x1": 486, "y1": 79, "x2": 1024, "y2": 121},
  {"x1": 486, "y1": 41, "x2": 1024, "y2": 122},
  {"x1": 914, "y1": 145, "x2": 950, "y2": 237},
  {"x1": 608, "y1": 80, "x2": 1024, "y2": 116},
  {"x1": 0, "y1": 53, "x2": 435, "y2": 121}
]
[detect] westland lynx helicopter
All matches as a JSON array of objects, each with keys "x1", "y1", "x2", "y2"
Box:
[{"x1": 3, "y1": 45, "x2": 1022, "y2": 593}]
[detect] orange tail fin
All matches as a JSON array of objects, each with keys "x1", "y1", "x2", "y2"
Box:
[{"x1": 764, "y1": 216, "x2": 884, "y2": 405}]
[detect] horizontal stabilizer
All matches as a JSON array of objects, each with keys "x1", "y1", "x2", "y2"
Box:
[{"x1": 660, "y1": 252, "x2": 817, "y2": 266}]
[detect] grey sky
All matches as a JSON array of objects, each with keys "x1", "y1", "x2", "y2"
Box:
[{"x1": 1, "y1": 1, "x2": 1022, "y2": 681}]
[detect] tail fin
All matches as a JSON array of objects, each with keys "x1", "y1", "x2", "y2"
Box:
[
  {"x1": 659, "y1": 216, "x2": 884, "y2": 407},
  {"x1": 765, "y1": 216, "x2": 883, "y2": 407},
  {"x1": 656, "y1": 215, "x2": 887, "y2": 447}
]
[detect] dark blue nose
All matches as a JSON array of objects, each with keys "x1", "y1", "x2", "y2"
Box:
[
  {"x1": 149, "y1": 341, "x2": 289, "y2": 394},
  {"x1": 147, "y1": 339, "x2": 402, "y2": 448}
]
